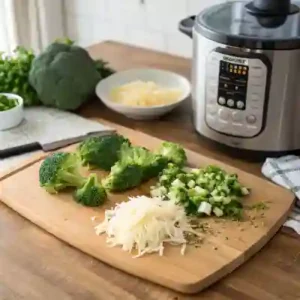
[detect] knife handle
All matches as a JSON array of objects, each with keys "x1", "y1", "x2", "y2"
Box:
[{"x1": 0, "y1": 142, "x2": 41, "y2": 159}]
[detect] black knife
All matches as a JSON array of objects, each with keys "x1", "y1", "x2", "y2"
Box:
[{"x1": 0, "y1": 142, "x2": 42, "y2": 159}]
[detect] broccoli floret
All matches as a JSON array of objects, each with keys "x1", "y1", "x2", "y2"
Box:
[
  {"x1": 29, "y1": 42, "x2": 101, "y2": 111},
  {"x1": 119, "y1": 143, "x2": 168, "y2": 181},
  {"x1": 78, "y1": 134, "x2": 130, "y2": 171},
  {"x1": 73, "y1": 174, "x2": 107, "y2": 207},
  {"x1": 39, "y1": 152, "x2": 86, "y2": 194},
  {"x1": 156, "y1": 141, "x2": 187, "y2": 167},
  {"x1": 102, "y1": 161, "x2": 143, "y2": 192},
  {"x1": 144, "y1": 154, "x2": 168, "y2": 180}
]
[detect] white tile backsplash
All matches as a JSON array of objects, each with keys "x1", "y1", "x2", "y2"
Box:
[
  {"x1": 63, "y1": 0, "x2": 231, "y2": 58},
  {"x1": 107, "y1": 0, "x2": 147, "y2": 29},
  {"x1": 165, "y1": 32, "x2": 192, "y2": 58},
  {"x1": 187, "y1": 0, "x2": 224, "y2": 14},
  {"x1": 145, "y1": 0, "x2": 187, "y2": 35},
  {"x1": 64, "y1": 0, "x2": 107, "y2": 18}
]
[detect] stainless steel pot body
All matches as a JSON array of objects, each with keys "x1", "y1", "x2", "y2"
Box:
[{"x1": 192, "y1": 32, "x2": 300, "y2": 152}]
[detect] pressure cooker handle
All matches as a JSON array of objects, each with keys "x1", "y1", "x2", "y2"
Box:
[{"x1": 178, "y1": 16, "x2": 195, "y2": 38}]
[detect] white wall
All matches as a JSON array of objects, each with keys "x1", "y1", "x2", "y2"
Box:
[{"x1": 63, "y1": 0, "x2": 232, "y2": 58}]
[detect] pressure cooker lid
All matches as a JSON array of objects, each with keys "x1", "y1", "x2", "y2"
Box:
[{"x1": 196, "y1": 0, "x2": 300, "y2": 50}]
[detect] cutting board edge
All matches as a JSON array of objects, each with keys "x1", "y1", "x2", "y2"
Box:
[
  {"x1": 0, "y1": 152, "x2": 46, "y2": 181},
  {"x1": 0, "y1": 119, "x2": 296, "y2": 294},
  {"x1": 0, "y1": 189, "x2": 293, "y2": 295},
  {"x1": 186, "y1": 202, "x2": 294, "y2": 294},
  {"x1": 0, "y1": 193, "x2": 243, "y2": 294}
]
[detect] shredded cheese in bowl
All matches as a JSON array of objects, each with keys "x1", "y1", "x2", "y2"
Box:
[
  {"x1": 94, "y1": 196, "x2": 198, "y2": 258},
  {"x1": 110, "y1": 80, "x2": 183, "y2": 107}
]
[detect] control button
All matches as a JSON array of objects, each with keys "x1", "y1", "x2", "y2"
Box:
[
  {"x1": 232, "y1": 111, "x2": 243, "y2": 123},
  {"x1": 218, "y1": 108, "x2": 230, "y2": 121},
  {"x1": 237, "y1": 101, "x2": 245, "y2": 109},
  {"x1": 206, "y1": 105, "x2": 218, "y2": 115},
  {"x1": 246, "y1": 115, "x2": 257, "y2": 124},
  {"x1": 227, "y1": 99, "x2": 234, "y2": 107},
  {"x1": 235, "y1": 86, "x2": 239, "y2": 91},
  {"x1": 218, "y1": 97, "x2": 226, "y2": 105}
]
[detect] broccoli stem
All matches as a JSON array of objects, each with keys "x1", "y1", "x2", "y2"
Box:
[
  {"x1": 61, "y1": 171, "x2": 86, "y2": 188},
  {"x1": 83, "y1": 174, "x2": 96, "y2": 190}
]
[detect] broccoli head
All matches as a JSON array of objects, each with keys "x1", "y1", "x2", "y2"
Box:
[
  {"x1": 73, "y1": 174, "x2": 107, "y2": 207},
  {"x1": 118, "y1": 143, "x2": 168, "y2": 181},
  {"x1": 102, "y1": 161, "x2": 143, "y2": 192},
  {"x1": 29, "y1": 42, "x2": 101, "y2": 111},
  {"x1": 78, "y1": 134, "x2": 130, "y2": 170},
  {"x1": 156, "y1": 141, "x2": 187, "y2": 167},
  {"x1": 39, "y1": 152, "x2": 86, "y2": 194}
]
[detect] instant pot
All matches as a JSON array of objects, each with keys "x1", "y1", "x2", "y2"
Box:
[{"x1": 179, "y1": 0, "x2": 300, "y2": 155}]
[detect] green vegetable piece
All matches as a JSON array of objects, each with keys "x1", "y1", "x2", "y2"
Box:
[
  {"x1": 12, "y1": 87, "x2": 19, "y2": 94},
  {"x1": 223, "y1": 200, "x2": 243, "y2": 220},
  {"x1": 29, "y1": 42, "x2": 101, "y2": 111},
  {"x1": 118, "y1": 143, "x2": 168, "y2": 181},
  {"x1": 158, "y1": 163, "x2": 185, "y2": 187},
  {"x1": 94, "y1": 59, "x2": 115, "y2": 78},
  {"x1": 0, "y1": 95, "x2": 10, "y2": 105},
  {"x1": 188, "y1": 188, "x2": 208, "y2": 206},
  {"x1": 0, "y1": 46, "x2": 40, "y2": 106},
  {"x1": 167, "y1": 186, "x2": 189, "y2": 204},
  {"x1": 39, "y1": 152, "x2": 86, "y2": 194},
  {"x1": 55, "y1": 37, "x2": 75, "y2": 45},
  {"x1": 0, "y1": 95, "x2": 17, "y2": 111},
  {"x1": 150, "y1": 185, "x2": 168, "y2": 198},
  {"x1": 73, "y1": 174, "x2": 107, "y2": 207},
  {"x1": 156, "y1": 141, "x2": 187, "y2": 167},
  {"x1": 102, "y1": 161, "x2": 143, "y2": 192},
  {"x1": 247, "y1": 201, "x2": 268, "y2": 211},
  {"x1": 0, "y1": 103, "x2": 6, "y2": 111},
  {"x1": 78, "y1": 134, "x2": 130, "y2": 171},
  {"x1": 204, "y1": 165, "x2": 224, "y2": 174}
]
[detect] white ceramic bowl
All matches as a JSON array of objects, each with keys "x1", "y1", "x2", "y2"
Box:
[
  {"x1": 95, "y1": 68, "x2": 191, "y2": 120},
  {"x1": 0, "y1": 93, "x2": 24, "y2": 131}
]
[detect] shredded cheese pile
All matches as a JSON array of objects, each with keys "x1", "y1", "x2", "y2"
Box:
[
  {"x1": 110, "y1": 80, "x2": 182, "y2": 107},
  {"x1": 94, "y1": 196, "x2": 197, "y2": 258}
]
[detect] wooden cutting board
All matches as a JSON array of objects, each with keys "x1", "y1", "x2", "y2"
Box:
[{"x1": 0, "y1": 121, "x2": 295, "y2": 294}]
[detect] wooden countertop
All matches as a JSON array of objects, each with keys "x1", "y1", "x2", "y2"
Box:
[{"x1": 1, "y1": 41, "x2": 300, "y2": 300}]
